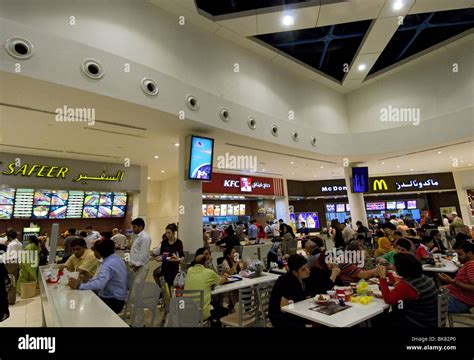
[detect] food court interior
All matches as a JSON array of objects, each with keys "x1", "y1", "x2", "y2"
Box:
[{"x1": 0, "y1": 0, "x2": 473, "y2": 330}]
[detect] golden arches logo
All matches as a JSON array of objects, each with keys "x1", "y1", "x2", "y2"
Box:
[{"x1": 373, "y1": 179, "x2": 388, "y2": 191}]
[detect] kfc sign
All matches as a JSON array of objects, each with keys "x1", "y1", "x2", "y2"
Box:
[{"x1": 203, "y1": 173, "x2": 283, "y2": 196}]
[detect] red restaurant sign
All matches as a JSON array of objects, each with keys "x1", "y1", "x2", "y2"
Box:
[{"x1": 202, "y1": 173, "x2": 284, "y2": 196}]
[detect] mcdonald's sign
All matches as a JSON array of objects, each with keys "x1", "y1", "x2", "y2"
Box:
[{"x1": 373, "y1": 179, "x2": 388, "y2": 191}]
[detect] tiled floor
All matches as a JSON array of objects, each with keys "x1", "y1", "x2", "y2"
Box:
[{"x1": 0, "y1": 292, "x2": 43, "y2": 328}]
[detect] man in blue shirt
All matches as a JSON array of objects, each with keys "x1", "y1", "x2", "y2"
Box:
[
  {"x1": 248, "y1": 220, "x2": 258, "y2": 240},
  {"x1": 69, "y1": 239, "x2": 128, "y2": 314}
]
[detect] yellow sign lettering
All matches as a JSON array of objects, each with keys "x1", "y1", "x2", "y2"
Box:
[{"x1": 373, "y1": 179, "x2": 388, "y2": 191}]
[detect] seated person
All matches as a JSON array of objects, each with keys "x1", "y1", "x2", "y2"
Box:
[
  {"x1": 59, "y1": 237, "x2": 99, "y2": 281},
  {"x1": 375, "y1": 253, "x2": 438, "y2": 327},
  {"x1": 267, "y1": 242, "x2": 283, "y2": 269},
  {"x1": 416, "y1": 236, "x2": 437, "y2": 262},
  {"x1": 184, "y1": 252, "x2": 228, "y2": 327},
  {"x1": 215, "y1": 226, "x2": 241, "y2": 249},
  {"x1": 307, "y1": 251, "x2": 342, "y2": 297},
  {"x1": 220, "y1": 247, "x2": 246, "y2": 275},
  {"x1": 336, "y1": 241, "x2": 378, "y2": 285},
  {"x1": 269, "y1": 255, "x2": 311, "y2": 328},
  {"x1": 68, "y1": 239, "x2": 127, "y2": 314},
  {"x1": 377, "y1": 238, "x2": 413, "y2": 266},
  {"x1": 374, "y1": 237, "x2": 394, "y2": 257},
  {"x1": 438, "y1": 240, "x2": 474, "y2": 313},
  {"x1": 305, "y1": 240, "x2": 322, "y2": 269},
  {"x1": 430, "y1": 230, "x2": 447, "y2": 253}
]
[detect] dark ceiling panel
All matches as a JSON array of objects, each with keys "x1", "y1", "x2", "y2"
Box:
[
  {"x1": 369, "y1": 8, "x2": 474, "y2": 75},
  {"x1": 255, "y1": 20, "x2": 372, "y2": 82},
  {"x1": 196, "y1": 0, "x2": 315, "y2": 16}
]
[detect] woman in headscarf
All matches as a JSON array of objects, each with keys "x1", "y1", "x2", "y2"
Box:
[
  {"x1": 374, "y1": 237, "x2": 394, "y2": 257},
  {"x1": 16, "y1": 235, "x2": 39, "y2": 295}
]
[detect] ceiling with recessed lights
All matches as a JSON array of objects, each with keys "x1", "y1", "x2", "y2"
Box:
[{"x1": 157, "y1": 0, "x2": 474, "y2": 92}]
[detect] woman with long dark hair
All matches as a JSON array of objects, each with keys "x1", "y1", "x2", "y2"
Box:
[
  {"x1": 156, "y1": 224, "x2": 184, "y2": 288},
  {"x1": 330, "y1": 219, "x2": 344, "y2": 248}
]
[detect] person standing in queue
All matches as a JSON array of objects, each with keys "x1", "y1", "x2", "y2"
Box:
[
  {"x1": 129, "y1": 218, "x2": 152, "y2": 327},
  {"x1": 68, "y1": 239, "x2": 127, "y2": 314},
  {"x1": 152, "y1": 223, "x2": 184, "y2": 289},
  {"x1": 6, "y1": 230, "x2": 22, "y2": 282}
]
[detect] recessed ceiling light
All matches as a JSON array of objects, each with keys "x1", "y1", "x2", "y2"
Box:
[
  {"x1": 410, "y1": 168, "x2": 414, "y2": 171},
  {"x1": 461, "y1": 160, "x2": 464, "y2": 163},
  {"x1": 147, "y1": 177, "x2": 151, "y2": 180},
  {"x1": 358, "y1": 64, "x2": 367, "y2": 71},
  {"x1": 397, "y1": 165, "x2": 400, "y2": 168},
  {"x1": 174, "y1": 143, "x2": 179, "y2": 147},
  {"x1": 161, "y1": 170, "x2": 165, "y2": 173},
  {"x1": 449, "y1": 156, "x2": 453, "y2": 159},
  {"x1": 320, "y1": 166, "x2": 324, "y2": 169},
  {"x1": 154, "y1": 155, "x2": 159, "y2": 159},
  {"x1": 314, "y1": 175, "x2": 318, "y2": 178},
  {"x1": 437, "y1": 151, "x2": 442, "y2": 154},
  {"x1": 393, "y1": 0, "x2": 403, "y2": 10},
  {"x1": 262, "y1": 169, "x2": 266, "y2": 172},
  {"x1": 291, "y1": 172, "x2": 295, "y2": 175},
  {"x1": 290, "y1": 161, "x2": 294, "y2": 165},
  {"x1": 282, "y1": 15, "x2": 294, "y2": 26},
  {"x1": 381, "y1": 162, "x2": 385, "y2": 165},
  {"x1": 469, "y1": 164, "x2": 472, "y2": 167}
]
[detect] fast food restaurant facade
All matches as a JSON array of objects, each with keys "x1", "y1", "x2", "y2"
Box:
[
  {"x1": 288, "y1": 172, "x2": 463, "y2": 230},
  {"x1": 0, "y1": 152, "x2": 146, "y2": 238}
]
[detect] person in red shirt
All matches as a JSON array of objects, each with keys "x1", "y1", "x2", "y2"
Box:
[
  {"x1": 438, "y1": 240, "x2": 474, "y2": 313},
  {"x1": 375, "y1": 253, "x2": 438, "y2": 327},
  {"x1": 415, "y1": 236, "x2": 438, "y2": 263}
]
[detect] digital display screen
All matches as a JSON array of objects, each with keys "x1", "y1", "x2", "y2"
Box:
[
  {"x1": 239, "y1": 204, "x2": 246, "y2": 215},
  {"x1": 0, "y1": 189, "x2": 15, "y2": 205},
  {"x1": 112, "y1": 206, "x2": 126, "y2": 218},
  {"x1": 49, "y1": 205, "x2": 67, "y2": 219},
  {"x1": 325, "y1": 204, "x2": 335, "y2": 213},
  {"x1": 207, "y1": 204, "x2": 214, "y2": 216},
  {"x1": 83, "y1": 206, "x2": 98, "y2": 219},
  {"x1": 233, "y1": 204, "x2": 239, "y2": 216},
  {"x1": 336, "y1": 204, "x2": 346, "y2": 213},
  {"x1": 221, "y1": 204, "x2": 227, "y2": 216},
  {"x1": 366, "y1": 202, "x2": 385, "y2": 211},
  {"x1": 202, "y1": 204, "x2": 207, "y2": 216},
  {"x1": 34, "y1": 190, "x2": 52, "y2": 206},
  {"x1": 407, "y1": 200, "x2": 417, "y2": 209},
  {"x1": 396, "y1": 201, "x2": 406, "y2": 209},
  {"x1": 345, "y1": 203, "x2": 350, "y2": 212},
  {"x1": 386, "y1": 201, "x2": 396, "y2": 210},
  {"x1": 189, "y1": 136, "x2": 214, "y2": 181},
  {"x1": 84, "y1": 192, "x2": 100, "y2": 206},
  {"x1": 52, "y1": 191, "x2": 68, "y2": 206},
  {"x1": 0, "y1": 205, "x2": 14, "y2": 219},
  {"x1": 67, "y1": 191, "x2": 85, "y2": 219},
  {"x1": 33, "y1": 206, "x2": 49, "y2": 219},
  {"x1": 13, "y1": 189, "x2": 34, "y2": 218},
  {"x1": 98, "y1": 206, "x2": 113, "y2": 218},
  {"x1": 113, "y1": 193, "x2": 127, "y2": 206},
  {"x1": 214, "y1": 205, "x2": 221, "y2": 217},
  {"x1": 100, "y1": 193, "x2": 113, "y2": 206},
  {"x1": 352, "y1": 167, "x2": 369, "y2": 193}
]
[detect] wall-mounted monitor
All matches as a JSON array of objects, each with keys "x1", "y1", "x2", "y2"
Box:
[
  {"x1": 407, "y1": 200, "x2": 417, "y2": 209},
  {"x1": 336, "y1": 204, "x2": 346, "y2": 213},
  {"x1": 345, "y1": 203, "x2": 350, "y2": 212},
  {"x1": 188, "y1": 136, "x2": 214, "y2": 181},
  {"x1": 352, "y1": 167, "x2": 369, "y2": 193},
  {"x1": 366, "y1": 202, "x2": 385, "y2": 211},
  {"x1": 386, "y1": 201, "x2": 396, "y2": 210},
  {"x1": 325, "y1": 204, "x2": 335, "y2": 212},
  {"x1": 396, "y1": 201, "x2": 406, "y2": 210}
]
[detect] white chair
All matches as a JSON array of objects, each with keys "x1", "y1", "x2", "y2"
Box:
[
  {"x1": 437, "y1": 288, "x2": 449, "y2": 327},
  {"x1": 165, "y1": 289, "x2": 204, "y2": 327},
  {"x1": 256, "y1": 281, "x2": 275, "y2": 327},
  {"x1": 220, "y1": 287, "x2": 258, "y2": 327}
]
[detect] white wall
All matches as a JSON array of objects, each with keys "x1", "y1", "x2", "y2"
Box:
[
  {"x1": 453, "y1": 169, "x2": 474, "y2": 226},
  {"x1": 347, "y1": 41, "x2": 474, "y2": 133},
  {"x1": 146, "y1": 177, "x2": 179, "y2": 249},
  {"x1": 0, "y1": 0, "x2": 349, "y2": 134}
]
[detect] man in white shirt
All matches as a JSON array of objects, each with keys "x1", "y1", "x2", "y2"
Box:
[
  {"x1": 111, "y1": 228, "x2": 128, "y2": 248},
  {"x1": 6, "y1": 230, "x2": 23, "y2": 281},
  {"x1": 85, "y1": 226, "x2": 102, "y2": 249},
  {"x1": 341, "y1": 223, "x2": 355, "y2": 244},
  {"x1": 129, "y1": 218, "x2": 151, "y2": 327}
]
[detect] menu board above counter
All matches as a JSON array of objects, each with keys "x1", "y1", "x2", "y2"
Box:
[{"x1": 0, "y1": 188, "x2": 128, "y2": 220}]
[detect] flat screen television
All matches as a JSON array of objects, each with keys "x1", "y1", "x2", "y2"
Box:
[
  {"x1": 188, "y1": 135, "x2": 214, "y2": 181},
  {"x1": 352, "y1": 167, "x2": 369, "y2": 193},
  {"x1": 336, "y1": 204, "x2": 346, "y2": 213},
  {"x1": 326, "y1": 204, "x2": 335, "y2": 212},
  {"x1": 386, "y1": 201, "x2": 396, "y2": 210},
  {"x1": 396, "y1": 201, "x2": 406, "y2": 210},
  {"x1": 366, "y1": 202, "x2": 385, "y2": 211},
  {"x1": 407, "y1": 200, "x2": 417, "y2": 209}
]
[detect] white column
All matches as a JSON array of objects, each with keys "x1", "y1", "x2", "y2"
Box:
[
  {"x1": 132, "y1": 166, "x2": 148, "y2": 222},
  {"x1": 452, "y1": 171, "x2": 472, "y2": 226},
  {"x1": 178, "y1": 135, "x2": 203, "y2": 254},
  {"x1": 275, "y1": 178, "x2": 290, "y2": 223},
  {"x1": 343, "y1": 166, "x2": 368, "y2": 227}
]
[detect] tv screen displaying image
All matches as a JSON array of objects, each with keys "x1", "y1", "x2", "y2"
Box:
[
  {"x1": 83, "y1": 206, "x2": 98, "y2": 219},
  {"x1": 326, "y1": 204, "x2": 335, "y2": 212},
  {"x1": 113, "y1": 193, "x2": 128, "y2": 206},
  {"x1": 352, "y1": 167, "x2": 369, "y2": 193},
  {"x1": 98, "y1": 206, "x2": 113, "y2": 218},
  {"x1": 32, "y1": 205, "x2": 49, "y2": 219},
  {"x1": 345, "y1": 203, "x2": 350, "y2": 212},
  {"x1": 84, "y1": 192, "x2": 100, "y2": 206},
  {"x1": 34, "y1": 190, "x2": 52, "y2": 206},
  {"x1": 0, "y1": 189, "x2": 15, "y2": 205},
  {"x1": 112, "y1": 206, "x2": 126, "y2": 218},
  {"x1": 407, "y1": 200, "x2": 417, "y2": 209},
  {"x1": 0, "y1": 205, "x2": 13, "y2": 219},
  {"x1": 221, "y1": 204, "x2": 227, "y2": 216},
  {"x1": 188, "y1": 136, "x2": 214, "y2": 181},
  {"x1": 386, "y1": 201, "x2": 396, "y2": 210},
  {"x1": 51, "y1": 191, "x2": 68, "y2": 206},
  {"x1": 396, "y1": 201, "x2": 406, "y2": 210},
  {"x1": 100, "y1": 193, "x2": 113, "y2": 206},
  {"x1": 366, "y1": 202, "x2": 385, "y2": 211},
  {"x1": 49, "y1": 205, "x2": 67, "y2": 219},
  {"x1": 336, "y1": 204, "x2": 346, "y2": 213}
]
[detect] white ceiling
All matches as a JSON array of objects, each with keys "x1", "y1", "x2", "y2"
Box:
[
  {"x1": 149, "y1": 0, "x2": 474, "y2": 93},
  {"x1": 1, "y1": 71, "x2": 473, "y2": 182}
]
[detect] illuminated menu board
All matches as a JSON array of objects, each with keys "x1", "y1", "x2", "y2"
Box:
[
  {"x1": 336, "y1": 204, "x2": 346, "y2": 213},
  {"x1": 0, "y1": 188, "x2": 15, "y2": 219},
  {"x1": 202, "y1": 204, "x2": 207, "y2": 216},
  {"x1": 14, "y1": 189, "x2": 34, "y2": 218},
  {"x1": 386, "y1": 201, "x2": 396, "y2": 210},
  {"x1": 407, "y1": 200, "x2": 417, "y2": 209},
  {"x1": 366, "y1": 202, "x2": 385, "y2": 211},
  {"x1": 221, "y1": 204, "x2": 227, "y2": 216},
  {"x1": 325, "y1": 204, "x2": 336, "y2": 213},
  {"x1": 67, "y1": 191, "x2": 85, "y2": 219}
]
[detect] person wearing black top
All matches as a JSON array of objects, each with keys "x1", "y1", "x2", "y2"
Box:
[
  {"x1": 306, "y1": 251, "x2": 343, "y2": 297},
  {"x1": 269, "y1": 255, "x2": 311, "y2": 328},
  {"x1": 157, "y1": 224, "x2": 184, "y2": 287},
  {"x1": 215, "y1": 226, "x2": 241, "y2": 249},
  {"x1": 430, "y1": 230, "x2": 447, "y2": 253},
  {"x1": 0, "y1": 244, "x2": 10, "y2": 322},
  {"x1": 330, "y1": 220, "x2": 344, "y2": 249},
  {"x1": 381, "y1": 218, "x2": 397, "y2": 231}
]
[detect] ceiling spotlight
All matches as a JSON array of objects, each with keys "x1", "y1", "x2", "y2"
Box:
[
  {"x1": 174, "y1": 143, "x2": 180, "y2": 147},
  {"x1": 282, "y1": 15, "x2": 294, "y2": 26},
  {"x1": 154, "y1": 155, "x2": 159, "y2": 159},
  {"x1": 410, "y1": 168, "x2": 414, "y2": 171},
  {"x1": 314, "y1": 175, "x2": 318, "y2": 178},
  {"x1": 161, "y1": 170, "x2": 165, "y2": 173},
  {"x1": 393, "y1": 0, "x2": 403, "y2": 10},
  {"x1": 147, "y1": 177, "x2": 151, "y2": 180},
  {"x1": 437, "y1": 151, "x2": 442, "y2": 154},
  {"x1": 397, "y1": 165, "x2": 400, "y2": 168},
  {"x1": 381, "y1": 162, "x2": 385, "y2": 165},
  {"x1": 358, "y1": 64, "x2": 367, "y2": 71},
  {"x1": 262, "y1": 169, "x2": 266, "y2": 172},
  {"x1": 461, "y1": 160, "x2": 464, "y2": 163},
  {"x1": 469, "y1": 164, "x2": 472, "y2": 167},
  {"x1": 320, "y1": 166, "x2": 324, "y2": 169},
  {"x1": 291, "y1": 172, "x2": 295, "y2": 175}
]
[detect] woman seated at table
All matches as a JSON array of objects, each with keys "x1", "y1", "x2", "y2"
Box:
[
  {"x1": 269, "y1": 254, "x2": 311, "y2": 328},
  {"x1": 221, "y1": 247, "x2": 246, "y2": 275},
  {"x1": 374, "y1": 236, "x2": 394, "y2": 258},
  {"x1": 375, "y1": 253, "x2": 438, "y2": 327},
  {"x1": 430, "y1": 230, "x2": 447, "y2": 253},
  {"x1": 267, "y1": 242, "x2": 283, "y2": 270},
  {"x1": 215, "y1": 226, "x2": 241, "y2": 249}
]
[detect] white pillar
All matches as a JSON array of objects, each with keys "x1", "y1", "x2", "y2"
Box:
[
  {"x1": 178, "y1": 135, "x2": 203, "y2": 254},
  {"x1": 343, "y1": 166, "x2": 368, "y2": 227},
  {"x1": 275, "y1": 178, "x2": 290, "y2": 223},
  {"x1": 132, "y1": 166, "x2": 148, "y2": 222},
  {"x1": 452, "y1": 171, "x2": 472, "y2": 226}
]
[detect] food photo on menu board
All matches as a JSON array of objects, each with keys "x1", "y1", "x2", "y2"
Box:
[
  {"x1": 113, "y1": 193, "x2": 127, "y2": 206},
  {"x1": 202, "y1": 205, "x2": 207, "y2": 216},
  {"x1": 98, "y1": 206, "x2": 113, "y2": 218},
  {"x1": 407, "y1": 200, "x2": 417, "y2": 209},
  {"x1": 112, "y1": 206, "x2": 126, "y2": 218},
  {"x1": 207, "y1": 204, "x2": 214, "y2": 216},
  {"x1": 396, "y1": 201, "x2": 406, "y2": 209},
  {"x1": 233, "y1": 204, "x2": 239, "y2": 215},
  {"x1": 325, "y1": 204, "x2": 335, "y2": 212},
  {"x1": 0, "y1": 188, "x2": 15, "y2": 205},
  {"x1": 84, "y1": 192, "x2": 100, "y2": 206},
  {"x1": 188, "y1": 136, "x2": 214, "y2": 181},
  {"x1": 221, "y1": 204, "x2": 227, "y2": 216},
  {"x1": 336, "y1": 204, "x2": 346, "y2": 213},
  {"x1": 33, "y1": 205, "x2": 49, "y2": 219},
  {"x1": 83, "y1": 206, "x2": 98, "y2": 219},
  {"x1": 51, "y1": 190, "x2": 68, "y2": 205},
  {"x1": 240, "y1": 204, "x2": 246, "y2": 215},
  {"x1": 100, "y1": 193, "x2": 113, "y2": 206},
  {"x1": 214, "y1": 205, "x2": 221, "y2": 216},
  {"x1": 49, "y1": 205, "x2": 68, "y2": 219}
]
